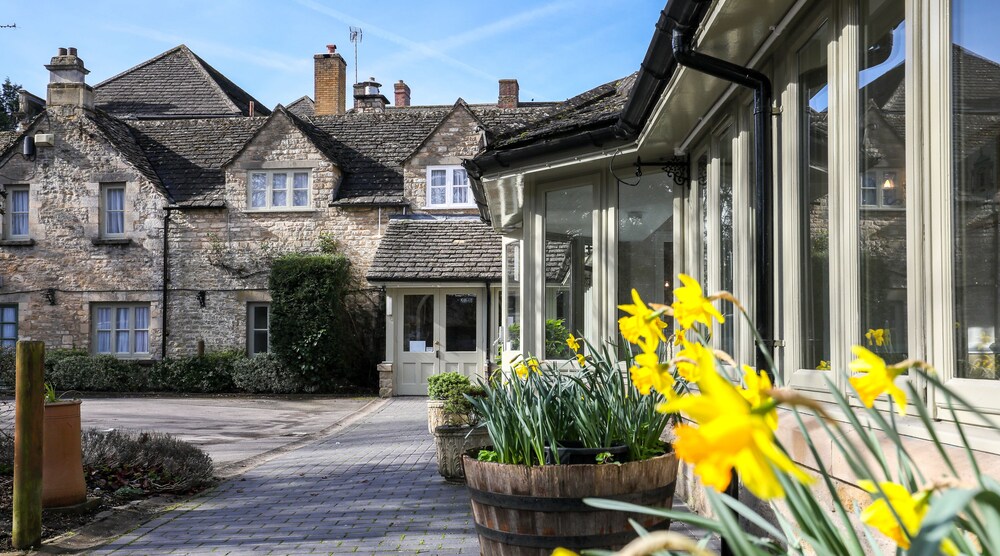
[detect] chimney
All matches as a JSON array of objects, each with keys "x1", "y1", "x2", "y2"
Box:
[
  {"x1": 314, "y1": 44, "x2": 347, "y2": 116},
  {"x1": 394, "y1": 80, "x2": 411, "y2": 107},
  {"x1": 498, "y1": 79, "x2": 519, "y2": 109},
  {"x1": 353, "y1": 77, "x2": 389, "y2": 113},
  {"x1": 46, "y1": 46, "x2": 94, "y2": 110}
]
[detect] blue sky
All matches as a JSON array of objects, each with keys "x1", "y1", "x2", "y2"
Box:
[{"x1": 1, "y1": 1, "x2": 665, "y2": 108}]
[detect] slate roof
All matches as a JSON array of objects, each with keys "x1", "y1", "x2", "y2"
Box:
[
  {"x1": 0, "y1": 131, "x2": 19, "y2": 158},
  {"x1": 128, "y1": 117, "x2": 267, "y2": 206},
  {"x1": 94, "y1": 45, "x2": 271, "y2": 119},
  {"x1": 490, "y1": 72, "x2": 638, "y2": 150},
  {"x1": 87, "y1": 110, "x2": 165, "y2": 194},
  {"x1": 287, "y1": 96, "x2": 315, "y2": 118},
  {"x1": 367, "y1": 218, "x2": 502, "y2": 282}
]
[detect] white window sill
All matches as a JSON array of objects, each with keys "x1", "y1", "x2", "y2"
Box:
[
  {"x1": 243, "y1": 208, "x2": 317, "y2": 214},
  {"x1": 423, "y1": 205, "x2": 478, "y2": 211}
]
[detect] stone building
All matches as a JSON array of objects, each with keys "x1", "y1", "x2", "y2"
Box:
[{"x1": 0, "y1": 43, "x2": 559, "y2": 395}]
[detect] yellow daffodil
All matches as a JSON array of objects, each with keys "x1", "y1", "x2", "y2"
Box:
[
  {"x1": 659, "y1": 364, "x2": 811, "y2": 500},
  {"x1": 675, "y1": 340, "x2": 714, "y2": 383},
  {"x1": 630, "y1": 350, "x2": 675, "y2": 396},
  {"x1": 859, "y1": 481, "x2": 957, "y2": 555},
  {"x1": 514, "y1": 361, "x2": 529, "y2": 379},
  {"x1": 740, "y1": 365, "x2": 777, "y2": 431},
  {"x1": 618, "y1": 289, "x2": 668, "y2": 350},
  {"x1": 816, "y1": 360, "x2": 831, "y2": 371},
  {"x1": 672, "y1": 274, "x2": 725, "y2": 330},
  {"x1": 575, "y1": 353, "x2": 586, "y2": 367},
  {"x1": 866, "y1": 328, "x2": 888, "y2": 347},
  {"x1": 849, "y1": 346, "x2": 907, "y2": 415},
  {"x1": 528, "y1": 358, "x2": 540, "y2": 374},
  {"x1": 551, "y1": 548, "x2": 579, "y2": 556},
  {"x1": 514, "y1": 358, "x2": 541, "y2": 379},
  {"x1": 566, "y1": 334, "x2": 581, "y2": 352}
]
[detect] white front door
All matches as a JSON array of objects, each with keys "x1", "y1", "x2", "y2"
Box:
[{"x1": 395, "y1": 289, "x2": 483, "y2": 395}]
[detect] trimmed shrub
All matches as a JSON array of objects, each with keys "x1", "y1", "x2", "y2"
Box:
[
  {"x1": 158, "y1": 351, "x2": 242, "y2": 393},
  {"x1": 81, "y1": 429, "x2": 214, "y2": 493},
  {"x1": 269, "y1": 252, "x2": 376, "y2": 391},
  {"x1": 427, "y1": 371, "x2": 471, "y2": 400},
  {"x1": 231, "y1": 353, "x2": 304, "y2": 393},
  {"x1": 49, "y1": 355, "x2": 146, "y2": 392}
]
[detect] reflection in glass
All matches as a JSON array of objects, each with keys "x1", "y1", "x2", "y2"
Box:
[
  {"x1": 800, "y1": 22, "x2": 831, "y2": 368},
  {"x1": 403, "y1": 294, "x2": 434, "y2": 353},
  {"x1": 698, "y1": 155, "x2": 709, "y2": 286},
  {"x1": 504, "y1": 242, "x2": 521, "y2": 351},
  {"x1": 953, "y1": 0, "x2": 1000, "y2": 379},
  {"x1": 446, "y1": 294, "x2": 477, "y2": 352},
  {"x1": 859, "y1": 0, "x2": 908, "y2": 364},
  {"x1": 719, "y1": 130, "x2": 735, "y2": 354},
  {"x1": 618, "y1": 173, "x2": 673, "y2": 344},
  {"x1": 545, "y1": 185, "x2": 593, "y2": 358}
]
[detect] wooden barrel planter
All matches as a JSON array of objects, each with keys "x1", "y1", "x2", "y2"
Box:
[{"x1": 463, "y1": 451, "x2": 678, "y2": 555}]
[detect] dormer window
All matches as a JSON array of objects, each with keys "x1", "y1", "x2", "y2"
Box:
[
  {"x1": 248, "y1": 171, "x2": 310, "y2": 210},
  {"x1": 426, "y1": 166, "x2": 473, "y2": 208}
]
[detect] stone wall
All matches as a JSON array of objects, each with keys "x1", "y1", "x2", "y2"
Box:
[{"x1": 0, "y1": 106, "x2": 166, "y2": 354}]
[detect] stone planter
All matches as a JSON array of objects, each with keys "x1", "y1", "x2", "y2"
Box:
[
  {"x1": 463, "y1": 451, "x2": 678, "y2": 555},
  {"x1": 427, "y1": 399, "x2": 448, "y2": 434},
  {"x1": 433, "y1": 424, "x2": 490, "y2": 482},
  {"x1": 42, "y1": 400, "x2": 87, "y2": 508}
]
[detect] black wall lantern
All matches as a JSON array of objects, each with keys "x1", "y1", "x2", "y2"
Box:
[
  {"x1": 196, "y1": 290, "x2": 206, "y2": 308},
  {"x1": 44, "y1": 288, "x2": 56, "y2": 306}
]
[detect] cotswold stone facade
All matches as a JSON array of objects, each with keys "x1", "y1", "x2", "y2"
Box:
[{"x1": 1, "y1": 45, "x2": 558, "y2": 375}]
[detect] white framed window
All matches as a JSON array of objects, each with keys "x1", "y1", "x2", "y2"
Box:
[
  {"x1": 0, "y1": 304, "x2": 17, "y2": 348},
  {"x1": 93, "y1": 304, "x2": 150, "y2": 357},
  {"x1": 248, "y1": 303, "x2": 270, "y2": 355},
  {"x1": 3, "y1": 185, "x2": 29, "y2": 239},
  {"x1": 426, "y1": 166, "x2": 473, "y2": 208},
  {"x1": 101, "y1": 183, "x2": 126, "y2": 237},
  {"x1": 248, "y1": 170, "x2": 310, "y2": 210}
]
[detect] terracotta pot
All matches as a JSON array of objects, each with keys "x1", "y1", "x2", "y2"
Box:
[
  {"x1": 42, "y1": 400, "x2": 87, "y2": 508},
  {"x1": 433, "y1": 424, "x2": 490, "y2": 482},
  {"x1": 463, "y1": 451, "x2": 678, "y2": 555}
]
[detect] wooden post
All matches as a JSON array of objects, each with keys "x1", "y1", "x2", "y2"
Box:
[{"x1": 13, "y1": 341, "x2": 44, "y2": 549}]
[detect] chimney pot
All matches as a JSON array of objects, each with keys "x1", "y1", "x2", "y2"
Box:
[
  {"x1": 326, "y1": 44, "x2": 336, "y2": 54},
  {"x1": 68, "y1": 47, "x2": 77, "y2": 56},
  {"x1": 58, "y1": 47, "x2": 68, "y2": 56},
  {"x1": 498, "y1": 79, "x2": 519, "y2": 109},
  {"x1": 394, "y1": 80, "x2": 411, "y2": 107}
]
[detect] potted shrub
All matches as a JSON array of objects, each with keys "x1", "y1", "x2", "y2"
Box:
[
  {"x1": 42, "y1": 383, "x2": 87, "y2": 508},
  {"x1": 432, "y1": 384, "x2": 489, "y2": 482},
  {"x1": 463, "y1": 344, "x2": 679, "y2": 555},
  {"x1": 426, "y1": 372, "x2": 471, "y2": 433}
]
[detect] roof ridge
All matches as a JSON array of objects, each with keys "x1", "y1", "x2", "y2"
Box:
[{"x1": 94, "y1": 44, "x2": 187, "y2": 89}]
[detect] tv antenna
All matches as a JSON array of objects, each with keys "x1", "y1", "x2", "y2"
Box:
[
  {"x1": 0, "y1": 24, "x2": 16, "y2": 29},
  {"x1": 349, "y1": 26, "x2": 363, "y2": 84}
]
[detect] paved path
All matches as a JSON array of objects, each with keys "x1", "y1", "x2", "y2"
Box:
[
  {"x1": 90, "y1": 397, "x2": 720, "y2": 555},
  {"x1": 92, "y1": 398, "x2": 479, "y2": 555}
]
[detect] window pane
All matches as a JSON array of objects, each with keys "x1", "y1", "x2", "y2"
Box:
[
  {"x1": 96, "y1": 308, "x2": 112, "y2": 330},
  {"x1": 292, "y1": 173, "x2": 309, "y2": 206},
  {"x1": 134, "y1": 307, "x2": 149, "y2": 329},
  {"x1": 430, "y1": 187, "x2": 446, "y2": 205},
  {"x1": 403, "y1": 295, "x2": 434, "y2": 352},
  {"x1": 718, "y1": 131, "x2": 735, "y2": 355},
  {"x1": 799, "y1": 22, "x2": 831, "y2": 369},
  {"x1": 505, "y1": 243, "x2": 521, "y2": 351},
  {"x1": 254, "y1": 305, "x2": 268, "y2": 328},
  {"x1": 293, "y1": 172, "x2": 309, "y2": 189},
  {"x1": 545, "y1": 184, "x2": 593, "y2": 358},
  {"x1": 106, "y1": 187, "x2": 125, "y2": 235},
  {"x1": 106, "y1": 188, "x2": 124, "y2": 211},
  {"x1": 452, "y1": 185, "x2": 469, "y2": 205},
  {"x1": 0, "y1": 307, "x2": 14, "y2": 323},
  {"x1": 445, "y1": 294, "x2": 477, "y2": 352},
  {"x1": 453, "y1": 169, "x2": 468, "y2": 185},
  {"x1": 250, "y1": 173, "x2": 267, "y2": 208},
  {"x1": 115, "y1": 331, "x2": 130, "y2": 353},
  {"x1": 272, "y1": 173, "x2": 287, "y2": 207},
  {"x1": 253, "y1": 331, "x2": 269, "y2": 354},
  {"x1": 860, "y1": 0, "x2": 908, "y2": 364},
  {"x1": 116, "y1": 308, "x2": 129, "y2": 330},
  {"x1": 1, "y1": 324, "x2": 15, "y2": 341},
  {"x1": 272, "y1": 190, "x2": 287, "y2": 207},
  {"x1": 97, "y1": 331, "x2": 111, "y2": 353},
  {"x1": 134, "y1": 331, "x2": 149, "y2": 354},
  {"x1": 430, "y1": 170, "x2": 447, "y2": 187},
  {"x1": 11, "y1": 190, "x2": 28, "y2": 236},
  {"x1": 953, "y1": 0, "x2": 1000, "y2": 379},
  {"x1": 618, "y1": 173, "x2": 673, "y2": 345}
]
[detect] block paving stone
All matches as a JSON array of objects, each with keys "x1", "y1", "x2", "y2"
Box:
[{"x1": 91, "y1": 397, "x2": 720, "y2": 555}]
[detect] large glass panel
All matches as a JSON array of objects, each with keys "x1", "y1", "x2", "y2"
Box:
[
  {"x1": 453, "y1": 169, "x2": 469, "y2": 204},
  {"x1": 445, "y1": 294, "x2": 477, "y2": 352},
  {"x1": 860, "y1": 0, "x2": 908, "y2": 363},
  {"x1": 105, "y1": 186, "x2": 125, "y2": 235},
  {"x1": 719, "y1": 130, "x2": 735, "y2": 354},
  {"x1": 403, "y1": 294, "x2": 435, "y2": 353},
  {"x1": 545, "y1": 184, "x2": 593, "y2": 358},
  {"x1": 271, "y1": 173, "x2": 287, "y2": 207},
  {"x1": 134, "y1": 306, "x2": 150, "y2": 354},
  {"x1": 618, "y1": 173, "x2": 673, "y2": 342},
  {"x1": 115, "y1": 308, "x2": 130, "y2": 353},
  {"x1": 504, "y1": 242, "x2": 521, "y2": 351},
  {"x1": 953, "y1": 0, "x2": 1000, "y2": 379},
  {"x1": 250, "y1": 173, "x2": 267, "y2": 208},
  {"x1": 250, "y1": 305, "x2": 268, "y2": 355},
  {"x1": 96, "y1": 307, "x2": 112, "y2": 354},
  {"x1": 292, "y1": 172, "x2": 309, "y2": 207},
  {"x1": 799, "y1": 22, "x2": 831, "y2": 369}
]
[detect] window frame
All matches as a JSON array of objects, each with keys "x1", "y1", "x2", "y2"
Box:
[
  {"x1": 91, "y1": 303, "x2": 151, "y2": 358},
  {"x1": 246, "y1": 170, "x2": 312, "y2": 211},
  {"x1": 100, "y1": 183, "x2": 127, "y2": 238},
  {"x1": 0, "y1": 304, "x2": 17, "y2": 348},
  {"x1": 425, "y1": 165, "x2": 474, "y2": 208},
  {"x1": 247, "y1": 303, "x2": 270, "y2": 355},
  {"x1": 4, "y1": 185, "x2": 29, "y2": 239}
]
